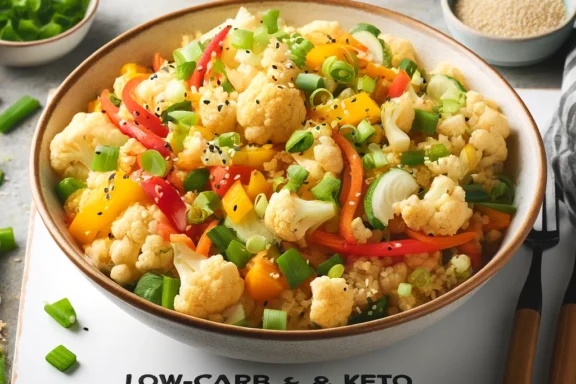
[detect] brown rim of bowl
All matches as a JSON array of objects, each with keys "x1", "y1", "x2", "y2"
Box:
[
  {"x1": 0, "y1": 0, "x2": 99, "y2": 47},
  {"x1": 31, "y1": 0, "x2": 545, "y2": 341}
]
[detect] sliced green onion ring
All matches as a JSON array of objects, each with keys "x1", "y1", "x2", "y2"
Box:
[
  {"x1": 338, "y1": 87, "x2": 356, "y2": 99},
  {"x1": 230, "y1": 29, "x2": 254, "y2": 49},
  {"x1": 286, "y1": 130, "x2": 314, "y2": 153},
  {"x1": 0, "y1": 227, "x2": 16, "y2": 252},
  {"x1": 207, "y1": 225, "x2": 238, "y2": 254},
  {"x1": 45, "y1": 345, "x2": 76, "y2": 372},
  {"x1": 194, "y1": 191, "x2": 221, "y2": 215},
  {"x1": 134, "y1": 273, "x2": 164, "y2": 305},
  {"x1": 411, "y1": 109, "x2": 439, "y2": 135},
  {"x1": 161, "y1": 276, "x2": 181, "y2": 310},
  {"x1": 316, "y1": 254, "x2": 345, "y2": 276},
  {"x1": 310, "y1": 88, "x2": 334, "y2": 107},
  {"x1": 409, "y1": 268, "x2": 430, "y2": 289},
  {"x1": 399, "y1": 58, "x2": 418, "y2": 77},
  {"x1": 295, "y1": 73, "x2": 325, "y2": 92},
  {"x1": 254, "y1": 193, "x2": 269, "y2": 219},
  {"x1": 263, "y1": 308, "x2": 287, "y2": 330},
  {"x1": 276, "y1": 248, "x2": 312, "y2": 289},
  {"x1": 428, "y1": 144, "x2": 450, "y2": 161},
  {"x1": 362, "y1": 143, "x2": 388, "y2": 170},
  {"x1": 355, "y1": 119, "x2": 376, "y2": 143},
  {"x1": 357, "y1": 75, "x2": 376, "y2": 93},
  {"x1": 397, "y1": 282, "x2": 412, "y2": 297},
  {"x1": 310, "y1": 176, "x2": 341, "y2": 204},
  {"x1": 214, "y1": 132, "x2": 241, "y2": 148},
  {"x1": 400, "y1": 150, "x2": 425, "y2": 166},
  {"x1": 261, "y1": 9, "x2": 280, "y2": 34},
  {"x1": 226, "y1": 239, "x2": 254, "y2": 269},
  {"x1": 183, "y1": 168, "x2": 210, "y2": 192},
  {"x1": 141, "y1": 150, "x2": 168, "y2": 177},
  {"x1": 246, "y1": 235, "x2": 267, "y2": 254},
  {"x1": 44, "y1": 298, "x2": 77, "y2": 328},
  {"x1": 282, "y1": 165, "x2": 309, "y2": 193},
  {"x1": 55, "y1": 177, "x2": 87, "y2": 204},
  {"x1": 252, "y1": 25, "x2": 270, "y2": 54},
  {"x1": 91, "y1": 145, "x2": 119, "y2": 172},
  {"x1": 327, "y1": 264, "x2": 345, "y2": 278}
]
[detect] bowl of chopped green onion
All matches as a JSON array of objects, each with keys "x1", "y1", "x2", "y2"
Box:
[{"x1": 0, "y1": 0, "x2": 99, "y2": 67}]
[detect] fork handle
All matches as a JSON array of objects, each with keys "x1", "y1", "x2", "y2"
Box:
[
  {"x1": 549, "y1": 305, "x2": 576, "y2": 384},
  {"x1": 504, "y1": 309, "x2": 541, "y2": 384}
]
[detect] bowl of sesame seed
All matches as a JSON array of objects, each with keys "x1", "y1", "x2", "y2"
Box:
[{"x1": 441, "y1": 0, "x2": 576, "y2": 66}]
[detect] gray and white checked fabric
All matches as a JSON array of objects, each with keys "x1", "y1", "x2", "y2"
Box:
[{"x1": 544, "y1": 44, "x2": 576, "y2": 225}]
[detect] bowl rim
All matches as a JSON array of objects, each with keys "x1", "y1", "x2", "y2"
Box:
[
  {"x1": 31, "y1": 0, "x2": 546, "y2": 341},
  {"x1": 440, "y1": 0, "x2": 576, "y2": 42},
  {"x1": 0, "y1": 0, "x2": 99, "y2": 47}
]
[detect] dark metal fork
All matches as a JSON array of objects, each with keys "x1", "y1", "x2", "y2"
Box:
[{"x1": 504, "y1": 169, "x2": 559, "y2": 384}]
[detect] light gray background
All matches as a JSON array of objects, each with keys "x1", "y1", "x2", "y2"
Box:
[{"x1": 0, "y1": 0, "x2": 573, "y2": 381}]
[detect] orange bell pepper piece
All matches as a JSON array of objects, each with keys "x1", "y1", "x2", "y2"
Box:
[
  {"x1": 457, "y1": 240, "x2": 483, "y2": 270},
  {"x1": 195, "y1": 221, "x2": 219, "y2": 256},
  {"x1": 245, "y1": 258, "x2": 287, "y2": 301},
  {"x1": 336, "y1": 33, "x2": 368, "y2": 52},
  {"x1": 306, "y1": 43, "x2": 367, "y2": 70},
  {"x1": 222, "y1": 180, "x2": 253, "y2": 223},
  {"x1": 231, "y1": 145, "x2": 276, "y2": 170},
  {"x1": 309, "y1": 92, "x2": 380, "y2": 127},
  {"x1": 404, "y1": 228, "x2": 477, "y2": 248},
  {"x1": 365, "y1": 62, "x2": 397, "y2": 82},
  {"x1": 477, "y1": 206, "x2": 512, "y2": 231}
]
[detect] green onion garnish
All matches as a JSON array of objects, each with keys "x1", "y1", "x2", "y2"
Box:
[
  {"x1": 254, "y1": 193, "x2": 269, "y2": 219},
  {"x1": 309, "y1": 88, "x2": 334, "y2": 107},
  {"x1": 193, "y1": 191, "x2": 221, "y2": 215},
  {"x1": 0, "y1": 227, "x2": 16, "y2": 253},
  {"x1": 400, "y1": 150, "x2": 425, "y2": 166},
  {"x1": 310, "y1": 176, "x2": 341, "y2": 205},
  {"x1": 427, "y1": 144, "x2": 450, "y2": 162},
  {"x1": 134, "y1": 273, "x2": 164, "y2": 305},
  {"x1": 327, "y1": 264, "x2": 345, "y2": 278},
  {"x1": 357, "y1": 75, "x2": 376, "y2": 93},
  {"x1": 140, "y1": 150, "x2": 168, "y2": 177},
  {"x1": 263, "y1": 308, "x2": 287, "y2": 330},
  {"x1": 272, "y1": 30, "x2": 290, "y2": 41},
  {"x1": 277, "y1": 248, "x2": 312, "y2": 289},
  {"x1": 322, "y1": 56, "x2": 356, "y2": 83},
  {"x1": 173, "y1": 41, "x2": 204, "y2": 65},
  {"x1": 272, "y1": 176, "x2": 286, "y2": 192},
  {"x1": 286, "y1": 130, "x2": 314, "y2": 153},
  {"x1": 348, "y1": 296, "x2": 389, "y2": 324},
  {"x1": 167, "y1": 110, "x2": 198, "y2": 127},
  {"x1": 261, "y1": 9, "x2": 280, "y2": 34},
  {"x1": 44, "y1": 298, "x2": 76, "y2": 328},
  {"x1": 207, "y1": 225, "x2": 238, "y2": 254},
  {"x1": 176, "y1": 61, "x2": 197, "y2": 81},
  {"x1": 230, "y1": 28, "x2": 254, "y2": 49},
  {"x1": 295, "y1": 73, "x2": 324, "y2": 93},
  {"x1": 316, "y1": 254, "x2": 345, "y2": 276},
  {"x1": 411, "y1": 109, "x2": 439, "y2": 135},
  {"x1": 475, "y1": 202, "x2": 517, "y2": 214},
  {"x1": 226, "y1": 239, "x2": 254, "y2": 269},
  {"x1": 492, "y1": 174, "x2": 515, "y2": 204},
  {"x1": 398, "y1": 58, "x2": 418, "y2": 77},
  {"x1": 397, "y1": 283, "x2": 412, "y2": 297},
  {"x1": 285, "y1": 33, "x2": 314, "y2": 69},
  {"x1": 214, "y1": 132, "x2": 241, "y2": 148},
  {"x1": 183, "y1": 168, "x2": 210, "y2": 192},
  {"x1": 252, "y1": 25, "x2": 270, "y2": 54},
  {"x1": 362, "y1": 143, "x2": 388, "y2": 170},
  {"x1": 91, "y1": 145, "x2": 119, "y2": 172},
  {"x1": 246, "y1": 235, "x2": 267, "y2": 254},
  {"x1": 282, "y1": 165, "x2": 309, "y2": 193},
  {"x1": 338, "y1": 87, "x2": 356, "y2": 100},
  {"x1": 109, "y1": 93, "x2": 122, "y2": 107},
  {"x1": 187, "y1": 205, "x2": 211, "y2": 224},
  {"x1": 409, "y1": 268, "x2": 430, "y2": 289},
  {"x1": 161, "y1": 276, "x2": 181, "y2": 310},
  {"x1": 224, "y1": 303, "x2": 247, "y2": 326},
  {"x1": 55, "y1": 177, "x2": 86, "y2": 204},
  {"x1": 0, "y1": 170, "x2": 4, "y2": 186},
  {"x1": 349, "y1": 23, "x2": 381, "y2": 36},
  {"x1": 45, "y1": 345, "x2": 76, "y2": 372},
  {"x1": 355, "y1": 119, "x2": 376, "y2": 143},
  {"x1": 462, "y1": 184, "x2": 491, "y2": 203},
  {"x1": 161, "y1": 100, "x2": 193, "y2": 124},
  {"x1": 0, "y1": 95, "x2": 41, "y2": 134}
]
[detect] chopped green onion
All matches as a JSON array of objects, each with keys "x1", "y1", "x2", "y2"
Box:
[
  {"x1": 441, "y1": 99, "x2": 463, "y2": 114},
  {"x1": 381, "y1": 40, "x2": 393, "y2": 68},
  {"x1": 462, "y1": 184, "x2": 490, "y2": 203},
  {"x1": 273, "y1": 30, "x2": 290, "y2": 41},
  {"x1": 476, "y1": 202, "x2": 517, "y2": 214},
  {"x1": 295, "y1": 73, "x2": 324, "y2": 92},
  {"x1": 285, "y1": 33, "x2": 314, "y2": 69},
  {"x1": 252, "y1": 25, "x2": 269, "y2": 54},
  {"x1": 338, "y1": 88, "x2": 356, "y2": 100},
  {"x1": 362, "y1": 143, "x2": 388, "y2": 169},
  {"x1": 411, "y1": 109, "x2": 439, "y2": 135},
  {"x1": 263, "y1": 308, "x2": 287, "y2": 330},
  {"x1": 0, "y1": 349, "x2": 4, "y2": 384},
  {"x1": 286, "y1": 130, "x2": 314, "y2": 153},
  {"x1": 161, "y1": 101, "x2": 193, "y2": 124},
  {"x1": 0, "y1": 170, "x2": 3, "y2": 186},
  {"x1": 214, "y1": 132, "x2": 241, "y2": 148},
  {"x1": 0, "y1": 227, "x2": 16, "y2": 253},
  {"x1": 428, "y1": 144, "x2": 450, "y2": 161},
  {"x1": 400, "y1": 150, "x2": 425, "y2": 166},
  {"x1": 409, "y1": 268, "x2": 430, "y2": 288},
  {"x1": 45, "y1": 345, "x2": 76, "y2": 372},
  {"x1": 310, "y1": 176, "x2": 341, "y2": 204},
  {"x1": 173, "y1": 41, "x2": 204, "y2": 65},
  {"x1": 399, "y1": 59, "x2": 418, "y2": 77},
  {"x1": 327, "y1": 264, "x2": 345, "y2": 278},
  {"x1": 254, "y1": 193, "x2": 269, "y2": 219},
  {"x1": 223, "y1": 303, "x2": 247, "y2": 326},
  {"x1": 357, "y1": 75, "x2": 376, "y2": 93},
  {"x1": 339, "y1": 124, "x2": 357, "y2": 143},
  {"x1": 493, "y1": 174, "x2": 515, "y2": 204},
  {"x1": 176, "y1": 61, "x2": 197, "y2": 81},
  {"x1": 230, "y1": 29, "x2": 254, "y2": 49},
  {"x1": 134, "y1": 273, "x2": 164, "y2": 305},
  {"x1": 91, "y1": 145, "x2": 119, "y2": 172},
  {"x1": 348, "y1": 296, "x2": 389, "y2": 324},
  {"x1": 140, "y1": 150, "x2": 168, "y2": 177},
  {"x1": 183, "y1": 168, "x2": 210, "y2": 192},
  {"x1": 207, "y1": 225, "x2": 238, "y2": 254},
  {"x1": 55, "y1": 177, "x2": 86, "y2": 204},
  {"x1": 226, "y1": 239, "x2": 254, "y2": 269},
  {"x1": 317, "y1": 254, "x2": 345, "y2": 276},
  {"x1": 161, "y1": 276, "x2": 181, "y2": 310},
  {"x1": 44, "y1": 298, "x2": 76, "y2": 328},
  {"x1": 282, "y1": 165, "x2": 309, "y2": 193},
  {"x1": 109, "y1": 94, "x2": 122, "y2": 107},
  {"x1": 355, "y1": 119, "x2": 376, "y2": 143},
  {"x1": 261, "y1": 9, "x2": 280, "y2": 34},
  {"x1": 194, "y1": 191, "x2": 221, "y2": 215},
  {"x1": 349, "y1": 23, "x2": 381, "y2": 36},
  {"x1": 0, "y1": 95, "x2": 41, "y2": 134},
  {"x1": 322, "y1": 56, "x2": 356, "y2": 83},
  {"x1": 309, "y1": 88, "x2": 334, "y2": 107},
  {"x1": 187, "y1": 205, "x2": 211, "y2": 224},
  {"x1": 397, "y1": 283, "x2": 412, "y2": 297},
  {"x1": 246, "y1": 235, "x2": 267, "y2": 254},
  {"x1": 167, "y1": 110, "x2": 197, "y2": 127},
  {"x1": 277, "y1": 248, "x2": 312, "y2": 289},
  {"x1": 272, "y1": 176, "x2": 286, "y2": 192}
]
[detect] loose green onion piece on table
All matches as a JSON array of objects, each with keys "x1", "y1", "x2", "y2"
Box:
[
  {"x1": 161, "y1": 276, "x2": 181, "y2": 310},
  {"x1": 134, "y1": 273, "x2": 164, "y2": 305},
  {"x1": 356, "y1": 75, "x2": 376, "y2": 93},
  {"x1": 409, "y1": 268, "x2": 430, "y2": 289},
  {"x1": 140, "y1": 150, "x2": 168, "y2": 177},
  {"x1": 286, "y1": 130, "x2": 314, "y2": 153},
  {"x1": 411, "y1": 109, "x2": 439, "y2": 135},
  {"x1": 427, "y1": 144, "x2": 450, "y2": 162},
  {"x1": 462, "y1": 184, "x2": 491, "y2": 203},
  {"x1": 254, "y1": 193, "x2": 269, "y2": 219},
  {"x1": 173, "y1": 41, "x2": 204, "y2": 65},
  {"x1": 310, "y1": 176, "x2": 341, "y2": 204},
  {"x1": 397, "y1": 283, "x2": 412, "y2": 297},
  {"x1": 316, "y1": 254, "x2": 345, "y2": 276},
  {"x1": 230, "y1": 28, "x2": 254, "y2": 49},
  {"x1": 55, "y1": 177, "x2": 86, "y2": 204},
  {"x1": 277, "y1": 248, "x2": 312, "y2": 289},
  {"x1": 91, "y1": 145, "x2": 119, "y2": 172},
  {"x1": 214, "y1": 132, "x2": 241, "y2": 148},
  {"x1": 362, "y1": 143, "x2": 388, "y2": 169},
  {"x1": 263, "y1": 308, "x2": 287, "y2": 330},
  {"x1": 0, "y1": 227, "x2": 16, "y2": 253},
  {"x1": 0, "y1": 349, "x2": 4, "y2": 384},
  {"x1": 183, "y1": 168, "x2": 210, "y2": 192},
  {"x1": 400, "y1": 150, "x2": 425, "y2": 166},
  {"x1": 355, "y1": 119, "x2": 376, "y2": 143},
  {"x1": 349, "y1": 295, "x2": 389, "y2": 324},
  {"x1": 207, "y1": 225, "x2": 239, "y2": 254},
  {"x1": 0, "y1": 95, "x2": 41, "y2": 134},
  {"x1": 398, "y1": 58, "x2": 418, "y2": 77},
  {"x1": 309, "y1": 88, "x2": 334, "y2": 107},
  {"x1": 226, "y1": 239, "x2": 254, "y2": 269},
  {"x1": 349, "y1": 23, "x2": 381, "y2": 36},
  {"x1": 45, "y1": 345, "x2": 76, "y2": 372},
  {"x1": 0, "y1": 170, "x2": 4, "y2": 186},
  {"x1": 167, "y1": 110, "x2": 198, "y2": 127},
  {"x1": 282, "y1": 165, "x2": 310, "y2": 193},
  {"x1": 176, "y1": 61, "x2": 197, "y2": 81},
  {"x1": 245, "y1": 235, "x2": 267, "y2": 254},
  {"x1": 261, "y1": 9, "x2": 280, "y2": 34},
  {"x1": 44, "y1": 298, "x2": 77, "y2": 328},
  {"x1": 476, "y1": 202, "x2": 517, "y2": 214},
  {"x1": 338, "y1": 88, "x2": 356, "y2": 100},
  {"x1": 327, "y1": 264, "x2": 345, "y2": 279},
  {"x1": 252, "y1": 25, "x2": 270, "y2": 54},
  {"x1": 295, "y1": 73, "x2": 324, "y2": 93}
]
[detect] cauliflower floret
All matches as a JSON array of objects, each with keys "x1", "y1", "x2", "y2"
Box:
[
  {"x1": 379, "y1": 33, "x2": 417, "y2": 67},
  {"x1": 425, "y1": 155, "x2": 463, "y2": 181},
  {"x1": 136, "y1": 234, "x2": 174, "y2": 272},
  {"x1": 134, "y1": 71, "x2": 177, "y2": 112},
  {"x1": 430, "y1": 62, "x2": 467, "y2": 89},
  {"x1": 175, "y1": 132, "x2": 208, "y2": 170},
  {"x1": 118, "y1": 138, "x2": 147, "y2": 174},
  {"x1": 310, "y1": 276, "x2": 354, "y2": 328},
  {"x1": 50, "y1": 112, "x2": 129, "y2": 179},
  {"x1": 198, "y1": 87, "x2": 238, "y2": 135},
  {"x1": 292, "y1": 128, "x2": 343, "y2": 185},
  {"x1": 172, "y1": 243, "x2": 244, "y2": 319},
  {"x1": 380, "y1": 262, "x2": 409, "y2": 294},
  {"x1": 113, "y1": 73, "x2": 131, "y2": 99},
  {"x1": 262, "y1": 42, "x2": 300, "y2": 85},
  {"x1": 264, "y1": 189, "x2": 336, "y2": 242},
  {"x1": 469, "y1": 129, "x2": 507, "y2": 169},
  {"x1": 298, "y1": 20, "x2": 343, "y2": 45},
  {"x1": 391, "y1": 94, "x2": 416, "y2": 132},
  {"x1": 394, "y1": 175, "x2": 473, "y2": 236},
  {"x1": 63, "y1": 188, "x2": 85, "y2": 220},
  {"x1": 85, "y1": 237, "x2": 114, "y2": 272},
  {"x1": 226, "y1": 64, "x2": 261, "y2": 93},
  {"x1": 201, "y1": 7, "x2": 259, "y2": 42},
  {"x1": 417, "y1": 134, "x2": 465, "y2": 156},
  {"x1": 463, "y1": 91, "x2": 509, "y2": 139},
  {"x1": 351, "y1": 217, "x2": 372, "y2": 244},
  {"x1": 404, "y1": 251, "x2": 440, "y2": 271},
  {"x1": 237, "y1": 73, "x2": 306, "y2": 144},
  {"x1": 437, "y1": 115, "x2": 467, "y2": 137},
  {"x1": 314, "y1": 136, "x2": 344, "y2": 173}
]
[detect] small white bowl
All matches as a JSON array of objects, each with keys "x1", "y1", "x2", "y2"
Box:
[
  {"x1": 441, "y1": 0, "x2": 576, "y2": 67},
  {"x1": 0, "y1": 0, "x2": 99, "y2": 67}
]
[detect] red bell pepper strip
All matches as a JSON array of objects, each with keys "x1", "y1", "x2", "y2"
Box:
[
  {"x1": 457, "y1": 240, "x2": 483, "y2": 270},
  {"x1": 140, "y1": 176, "x2": 188, "y2": 232},
  {"x1": 188, "y1": 25, "x2": 232, "y2": 89},
  {"x1": 209, "y1": 165, "x2": 252, "y2": 198},
  {"x1": 122, "y1": 76, "x2": 169, "y2": 138},
  {"x1": 404, "y1": 228, "x2": 477, "y2": 248},
  {"x1": 100, "y1": 89, "x2": 170, "y2": 157},
  {"x1": 152, "y1": 53, "x2": 165, "y2": 72},
  {"x1": 388, "y1": 69, "x2": 411, "y2": 98}
]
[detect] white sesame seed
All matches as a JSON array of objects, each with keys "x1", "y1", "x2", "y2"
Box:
[
  {"x1": 349, "y1": 201, "x2": 356, "y2": 206},
  {"x1": 355, "y1": 192, "x2": 361, "y2": 197}
]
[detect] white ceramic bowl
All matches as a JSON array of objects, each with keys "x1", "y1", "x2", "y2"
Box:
[
  {"x1": 441, "y1": 0, "x2": 576, "y2": 67},
  {"x1": 31, "y1": 0, "x2": 545, "y2": 363},
  {"x1": 0, "y1": 0, "x2": 99, "y2": 67}
]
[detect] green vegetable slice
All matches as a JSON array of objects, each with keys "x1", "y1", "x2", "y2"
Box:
[
  {"x1": 134, "y1": 273, "x2": 164, "y2": 305},
  {"x1": 348, "y1": 296, "x2": 389, "y2": 324},
  {"x1": 462, "y1": 184, "x2": 491, "y2": 203},
  {"x1": 282, "y1": 165, "x2": 309, "y2": 193},
  {"x1": 327, "y1": 264, "x2": 345, "y2": 278},
  {"x1": 476, "y1": 202, "x2": 517, "y2": 214},
  {"x1": 397, "y1": 283, "x2": 412, "y2": 297},
  {"x1": 183, "y1": 168, "x2": 210, "y2": 192},
  {"x1": 362, "y1": 143, "x2": 388, "y2": 170},
  {"x1": 226, "y1": 239, "x2": 254, "y2": 269},
  {"x1": 44, "y1": 298, "x2": 77, "y2": 328},
  {"x1": 295, "y1": 73, "x2": 324, "y2": 92},
  {"x1": 91, "y1": 145, "x2": 119, "y2": 172},
  {"x1": 230, "y1": 29, "x2": 254, "y2": 49},
  {"x1": 207, "y1": 225, "x2": 238, "y2": 254},
  {"x1": 55, "y1": 177, "x2": 86, "y2": 204},
  {"x1": 45, "y1": 345, "x2": 76, "y2": 372},
  {"x1": 409, "y1": 268, "x2": 430, "y2": 288},
  {"x1": 214, "y1": 132, "x2": 241, "y2": 148},
  {"x1": 411, "y1": 109, "x2": 439, "y2": 135},
  {"x1": 261, "y1": 9, "x2": 280, "y2": 34},
  {"x1": 286, "y1": 130, "x2": 314, "y2": 153},
  {"x1": 356, "y1": 75, "x2": 376, "y2": 93},
  {"x1": 428, "y1": 144, "x2": 450, "y2": 161},
  {"x1": 0, "y1": 95, "x2": 41, "y2": 134},
  {"x1": 400, "y1": 150, "x2": 425, "y2": 166},
  {"x1": 0, "y1": 227, "x2": 16, "y2": 253},
  {"x1": 349, "y1": 23, "x2": 381, "y2": 36},
  {"x1": 399, "y1": 58, "x2": 418, "y2": 77},
  {"x1": 140, "y1": 150, "x2": 168, "y2": 177},
  {"x1": 310, "y1": 176, "x2": 341, "y2": 205},
  {"x1": 277, "y1": 248, "x2": 312, "y2": 289},
  {"x1": 161, "y1": 276, "x2": 181, "y2": 310},
  {"x1": 317, "y1": 254, "x2": 345, "y2": 276},
  {"x1": 254, "y1": 193, "x2": 269, "y2": 219},
  {"x1": 263, "y1": 308, "x2": 287, "y2": 330}
]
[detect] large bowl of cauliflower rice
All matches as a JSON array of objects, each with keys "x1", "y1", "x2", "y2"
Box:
[{"x1": 32, "y1": 0, "x2": 545, "y2": 363}]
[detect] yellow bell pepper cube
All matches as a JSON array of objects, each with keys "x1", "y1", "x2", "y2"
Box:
[
  {"x1": 246, "y1": 170, "x2": 270, "y2": 201},
  {"x1": 69, "y1": 171, "x2": 148, "y2": 245},
  {"x1": 231, "y1": 145, "x2": 276, "y2": 170},
  {"x1": 191, "y1": 125, "x2": 215, "y2": 141},
  {"x1": 120, "y1": 63, "x2": 152, "y2": 76},
  {"x1": 222, "y1": 180, "x2": 253, "y2": 224},
  {"x1": 306, "y1": 43, "x2": 367, "y2": 70},
  {"x1": 87, "y1": 99, "x2": 102, "y2": 113},
  {"x1": 460, "y1": 143, "x2": 479, "y2": 174},
  {"x1": 309, "y1": 92, "x2": 380, "y2": 127},
  {"x1": 365, "y1": 62, "x2": 397, "y2": 82}
]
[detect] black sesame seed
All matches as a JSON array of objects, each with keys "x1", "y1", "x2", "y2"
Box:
[
  {"x1": 387, "y1": 246, "x2": 393, "y2": 251},
  {"x1": 109, "y1": 173, "x2": 116, "y2": 181},
  {"x1": 245, "y1": 50, "x2": 250, "y2": 54},
  {"x1": 134, "y1": 121, "x2": 140, "y2": 126},
  {"x1": 333, "y1": 105, "x2": 338, "y2": 109},
  {"x1": 97, "y1": 212, "x2": 103, "y2": 216},
  {"x1": 264, "y1": 301, "x2": 268, "y2": 306},
  {"x1": 465, "y1": 117, "x2": 469, "y2": 122},
  {"x1": 222, "y1": 159, "x2": 227, "y2": 164},
  {"x1": 134, "y1": 111, "x2": 140, "y2": 116},
  {"x1": 104, "y1": 187, "x2": 109, "y2": 193},
  {"x1": 123, "y1": 174, "x2": 129, "y2": 179},
  {"x1": 351, "y1": 97, "x2": 357, "y2": 103},
  {"x1": 108, "y1": 233, "x2": 113, "y2": 238},
  {"x1": 217, "y1": 104, "x2": 223, "y2": 112},
  {"x1": 101, "y1": 110, "x2": 106, "y2": 114},
  {"x1": 184, "y1": 92, "x2": 188, "y2": 97},
  {"x1": 272, "y1": 76, "x2": 277, "y2": 82},
  {"x1": 95, "y1": 151, "x2": 101, "y2": 155},
  {"x1": 365, "y1": 108, "x2": 369, "y2": 112},
  {"x1": 233, "y1": 205, "x2": 238, "y2": 212},
  {"x1": 256, "y1": 99, "x2": 260, "y2": 104},
  {"x1": 225, "y1": 100, "x2": 230, "y2": 106},
  {"x1": 205, "y1": 158, "x2": 209, "y2": 162},
  {"x1": 275, "y1": 42, "x2": 280, "y2": 49},
  {"x1": 203, "y1": 100, "x2": 210, "y2": 105},
  {"x1": 83, "y1": 327, "x2": 89, "y2": 331},
  {"x1": 272, "y1": 65, "x2": 278, "y2": 69}
]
